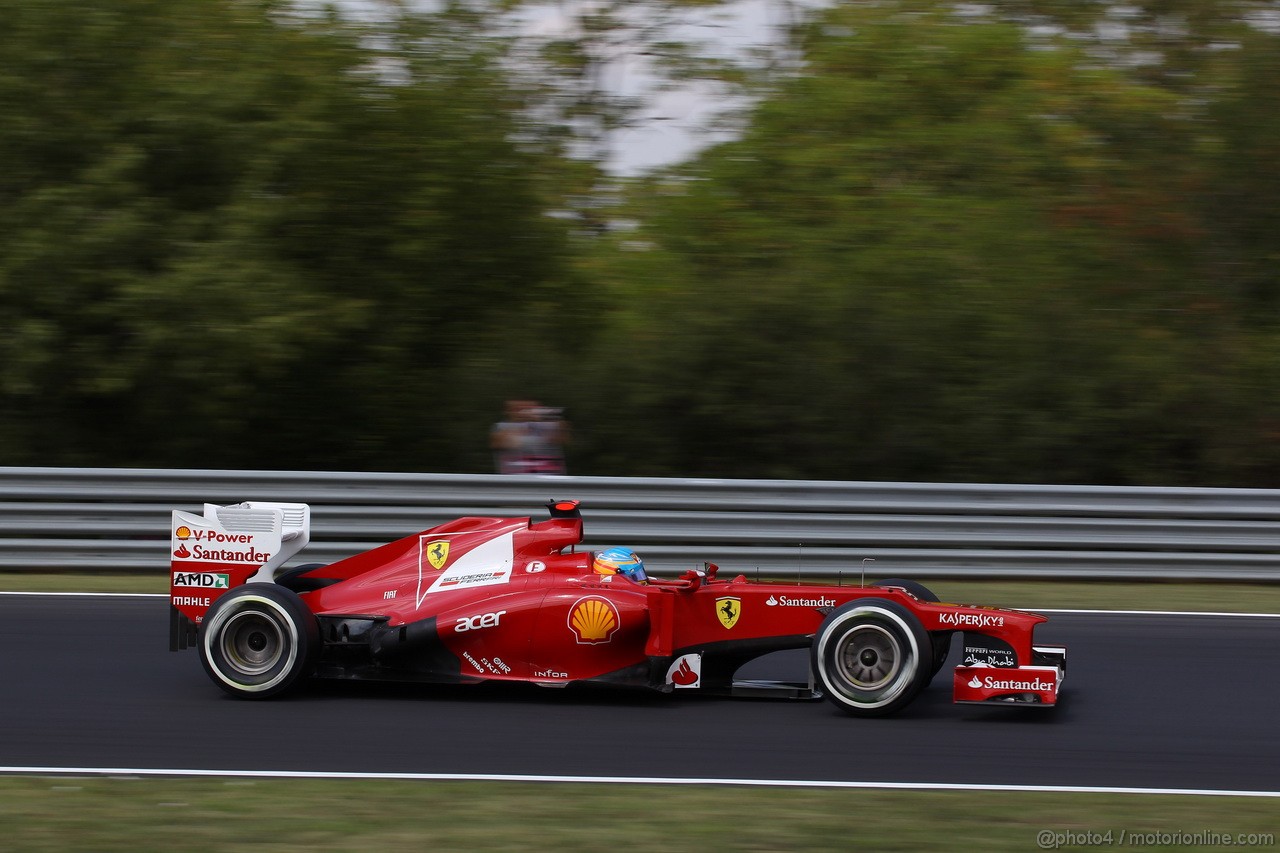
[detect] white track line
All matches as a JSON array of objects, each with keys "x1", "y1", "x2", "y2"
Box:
[
  {"x1": 0, "y1": 767, "x2": 1277, "y2": 797},
  {"x1": 1026, "y1": 607, "x2": 1280, "y2": 618}
]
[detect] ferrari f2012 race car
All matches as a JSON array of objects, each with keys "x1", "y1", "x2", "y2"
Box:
[{"x1": 168, "y1": 500, "x2": 1066, "y2": 717}]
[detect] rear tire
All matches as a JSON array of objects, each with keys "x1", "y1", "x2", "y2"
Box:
[
  {"x1": 199, "y1": 584, "x2": 318, "y2": 699},
  {"x1": 812, "y1": 598, "x2": 932, "y2": 717},
  {"x1": 873, "y1": 578, "x2": 952, "y2": 676}
]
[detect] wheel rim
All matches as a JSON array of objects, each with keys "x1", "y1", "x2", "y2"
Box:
[
  {"x1": 219, "y1": 609, "x2": 285, "y2": 676},
  {"x1": 834, "y1": 624, "x2": 901, "y2": 691},
  {"x1": 816, "y1": 605, "x2": 923, "y2": 711},
  {"x1": 201, "y1": 592, "x2": 302, "y2": 693}
]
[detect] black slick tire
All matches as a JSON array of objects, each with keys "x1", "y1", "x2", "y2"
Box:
[
  {"x1": 873, "y1": 578, "x2": 953, "y2": 677},
  {"x1": 199, "y1": 584, "x2": 319, "y2": 699},
  {"x1": 811, "y1": 597, "x2": 933, "y2": 717}
]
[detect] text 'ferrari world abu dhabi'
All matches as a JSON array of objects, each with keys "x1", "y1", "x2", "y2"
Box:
[{"x1": 169, "y1": 500, "x2": 1066, "y2": 717}]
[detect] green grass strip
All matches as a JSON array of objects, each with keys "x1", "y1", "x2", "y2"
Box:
[{"x1": 0, "y1": 777, "x2": 1275, "y2": 852}]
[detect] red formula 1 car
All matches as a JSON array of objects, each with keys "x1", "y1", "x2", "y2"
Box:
[{"x1": 168, "y1": 500, "x2": 1066, "y2": 717}]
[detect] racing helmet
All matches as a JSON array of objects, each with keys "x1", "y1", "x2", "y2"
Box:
[{"x1": 593, "y1": 547, "x2": 648, "y2": 584}]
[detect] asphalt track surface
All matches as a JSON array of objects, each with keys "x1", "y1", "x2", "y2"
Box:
[{"x1": 2, "y1": 594, "x2": 1277, "y2": 793}]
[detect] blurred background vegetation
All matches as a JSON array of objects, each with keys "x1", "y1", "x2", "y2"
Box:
[{"x1": 1, "y1": 0, "x2": 1277, "y2": 485}]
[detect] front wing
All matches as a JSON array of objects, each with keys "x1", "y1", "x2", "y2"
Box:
[{"x1": 952, "y1": 644, "x2": 1067, "y2": 706}]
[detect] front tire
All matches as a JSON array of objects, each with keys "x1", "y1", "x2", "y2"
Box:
[
  {"x1": 873, "y1": 578, "x2": 952, "y2": 677},
  {"x1": 199, "y1": 584, "x2": 318, "y2": 699},
  {"x1": 811, "y1": 598, "x2": 932, "y2": 717}
]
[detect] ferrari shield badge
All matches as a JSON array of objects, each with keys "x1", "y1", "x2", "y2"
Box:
[
  {"x1": 425, "y1": 540, "x2": 450, "y2": 570},
  {"x1": 716, "y1": 596, "x2": 741, "y2": 630}
]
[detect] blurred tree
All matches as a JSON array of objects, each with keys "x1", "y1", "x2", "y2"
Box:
[
  {"x1": 498, "y1": 0, "x2": 755, "y2": 221},
  {"x1": 2, "y1": 0, "x2": 1277, "y2": 486},
  {"x1": 0, "y1": 0, "x2": 573, "y2": 470},
  {"x1": 570, "y1": 1, "x2": 1280, "y2": 484},
  {"x1": 1202, "y1": 25, "x2": 1280, "y2": 319}
]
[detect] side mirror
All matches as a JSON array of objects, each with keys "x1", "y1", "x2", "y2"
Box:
[{"x1": 678, "y1": 568, "x2": 705, "y2": 590}]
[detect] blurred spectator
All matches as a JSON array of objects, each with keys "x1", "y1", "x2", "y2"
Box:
[{"x1": 491, "y1": 400, "x2": 568, "y2": 474}]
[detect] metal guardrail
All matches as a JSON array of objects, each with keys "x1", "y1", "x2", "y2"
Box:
[{"x1": 2, "y1": 467, "x2": 1279, "y2": 580}]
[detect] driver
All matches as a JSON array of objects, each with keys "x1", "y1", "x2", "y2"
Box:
[{"x1": 592, "y1": 547, "x2": 648, "y2": 584}]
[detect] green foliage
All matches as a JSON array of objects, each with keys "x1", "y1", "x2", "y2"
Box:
[
  {"x1": 0, "y1": 0, "x2": 572, "y2": 470},
  {"x1": 1, "y1": 0, "x2": 1278, "y2": 485},
  {"x1": 568, "y1": 1, "x2": 1280, "y2": 484},
  {"x1": 1, "y1": 777, "x2": 1276, "y2": 853}
]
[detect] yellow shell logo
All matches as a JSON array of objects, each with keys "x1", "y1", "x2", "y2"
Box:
[
  {"x1": 175, "y1": 526, "x2": 192, "y2": 540},
  {"x1": 568, "y1": 596, "x2": 620, "y2": 644}
]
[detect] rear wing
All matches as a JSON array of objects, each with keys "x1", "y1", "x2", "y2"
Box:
[{"x1": 169, "y1": 501, "x2": 311, "y2": 650}]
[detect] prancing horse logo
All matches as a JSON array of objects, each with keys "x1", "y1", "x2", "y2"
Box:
[
  {"x1": 426, "y1": 540, "x2": 450, "y2": 570},
  {"x1": 716, "y1": 596, "x2": 741, "y2": 630}
]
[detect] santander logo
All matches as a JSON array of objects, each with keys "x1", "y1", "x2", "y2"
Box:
[
  {"x1": 766, "y1": 594, "x2": 835, "y2": 607},
  {"x1": 671, "y1": 659, "x2": 698, "y2": 686},
  {"x1": 969, "y1": 674, "x2": 1055, "y2": 692},
  {"x1": 665, "y1": 653, "x2": 702, "y2": 689}
]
